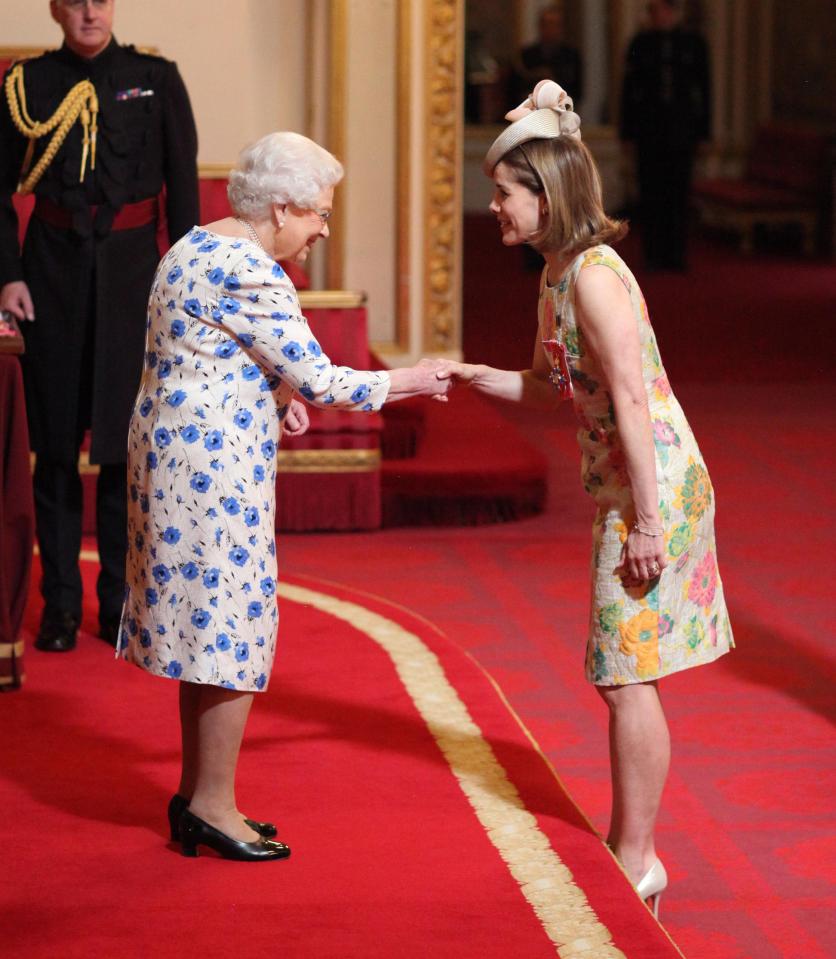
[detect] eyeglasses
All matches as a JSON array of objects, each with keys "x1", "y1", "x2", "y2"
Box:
[{"x1": 310, "y1": 209, "x2": 332, "y2": 224}]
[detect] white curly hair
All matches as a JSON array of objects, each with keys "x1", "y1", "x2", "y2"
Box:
[{"x1": 227, "y1": 132, "x2": 344, "y2": 219}]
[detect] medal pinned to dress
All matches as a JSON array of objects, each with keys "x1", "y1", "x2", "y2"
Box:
[{"x1": 542, "y1": 293, "x2": 574, "y2": 400}]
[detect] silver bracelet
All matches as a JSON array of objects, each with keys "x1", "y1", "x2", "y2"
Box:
[{"x1": 632, "y1": 522, "x2": 664, "y2": 537}]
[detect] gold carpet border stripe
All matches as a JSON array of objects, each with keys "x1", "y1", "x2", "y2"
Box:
[{"x1": 277, "y1": 580, "x2": 626, "y2": 958}]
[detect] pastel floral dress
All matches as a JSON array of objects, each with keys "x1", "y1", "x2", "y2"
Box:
[
  {"x1": 539, "y1": 245, "x2": 733, "y2": 685},
  {"x1": 117, "y1": 228, "x2": 390, "y2": 691}
]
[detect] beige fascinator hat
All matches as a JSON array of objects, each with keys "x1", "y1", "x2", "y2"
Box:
[{"x1": 483, "y1": 80, "x2": 582, "y2": 176}]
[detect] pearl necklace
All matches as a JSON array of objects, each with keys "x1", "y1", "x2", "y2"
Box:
[{"x1": 236, "y1": 217, "x2": 265, "y2": 252}]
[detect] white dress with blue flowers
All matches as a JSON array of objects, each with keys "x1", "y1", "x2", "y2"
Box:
[{"x1": 117, "y1": 228, "x2": 390, "y2": 691}]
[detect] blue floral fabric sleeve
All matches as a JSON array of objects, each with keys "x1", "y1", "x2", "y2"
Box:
[{"x1": 187, "y1": 242, "x2": 390, "y2": 412}]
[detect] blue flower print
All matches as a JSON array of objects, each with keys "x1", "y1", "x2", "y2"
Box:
[
  {"x1": 134, "y1": 532, "x2": 145, "y2": 550},
  {"x1": 140, "y1": 628, "x2": 152, "y2": 648},
  {"x1": 140, "y1": 494, "x2": 149, "y2": 514},
  {"x1": 259, "y1": 577, "x2": 276, "y2": 597},
  {"x1": 166, "y1": 660, "x2": 183, "y2": 678},
  {"x1": 147, "y1": 351, "x2": 158, "y2": 368},
  {"x1": 145, "y1": 588, "x2": 158, "y2": 606},
  {"x1": 219, "y1": 296, "x2": 240, "y2": 315},
  {"x1": 181, "y1": 562, "x2": 200, "y2": 581},
  {"x1": 203, "y1": 568, "x2": 220, "y2": 588},
  {"x1": 255, "y1": 673, "x2": 267, "y2": 690},
  {"x1": 152, "y1": 564, "x2": 171, "y2": 585},
  {"x1": 261, "y1": 440, "x2": 276, "y2": 459},
  {"x1": 244, "y1": 506, "x2": 259, "y2": 527},
  {"x1": 238, "y1": 333, "x2": 254, "y2": 348},
  {"x1": 162, "y1": 526, "x2": 181, "y2": 545},
  {"x1": 158, "y1": 359, "x2": 172, "y2": 379},
  {"x1": 281, "y1": 342, "x2": 303, "y2": 363},
  {"x1": 166, "y1": 266, "x2": 183, "y2": 284},
  {"x1": 204, "y1": 430, "x2": 224, "y2": 451},
  {"x1": 191, "y1": 609, "x2": 212, "y2": 629},
  {"x1": 253, "y1": 464, "x2": 265, "y2": 482},
  {"x1": 184, "y1": 298, "x2": 202, "y2": 318},
  {"x1": 207, "y1": 266, "x2": 224, "y2": 285},
  {"x1": 241, "y1": 365, "x2": 260, "y2": 381},
  {"x1": 214, "y1": 341, "x2": 239, "y2": 359},
  {"x1": 154, "y1": 428, "x2": 173, "y2": 448},
  {"x1": 223, "y1": 274, "x2": 241, "y2": 292},
  {"x1": 234, "y1": 409, "x2": 253, "y2": 429},
  {"x1": 216, "y1": 633, "x2": 231, "y2": 651},
  {"x1": 146, "y1": 451, "x2": 158, "y2": 469},
  {"x1": 198, "y1": 239, "x2": 221, "y2": 253},
  {"x1": 167, "y1": 390, "x2": 187, "y2": 408},
  {"x1": 247, "y1": 601, "x2": 263, "y2": 618},
  {"x1": 299, "y1": 384, "x2": 314, "y2": 401},
  {"x1": 307, "y1": 340, "x2": 322, "y2": 358},
  {"x1": 189, "y1": 229, "x2": 208, "y2": 244},
  {"x1": 351, "y1": 384, "x2": 370, "y2": 404},
  {"x1": 235, "y1": 642, "x2": 250, "y2": 662},
  {"x1": 171, "y1": 319, "x2": 186, "y2": 337},
  {"x1": 190, "y1": 472, "x2": 212, "y2": 493},
  {"x1": 222, "y1": 497, "x2": 241, "y2": 516},
  {"x1": 139, "y1": 397, "x2": 153, "y2": 417},
  {"x1": 180, "y1": 424, "x2": 199, "y2": 444},
  {"x1": 229, "y1": 546, "x2": 250, "y2": 567},
  {"x1": 272, "y1": 263, "x2": 285, "y2": 278}
]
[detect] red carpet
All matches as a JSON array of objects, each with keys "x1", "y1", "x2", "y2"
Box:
[{"x1": 4, "y1": 557, "x2": 680, "y2": 958}]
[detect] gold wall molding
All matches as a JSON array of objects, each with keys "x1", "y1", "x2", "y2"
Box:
[
  {"x1": 327, "y1": 0, "x2": 347, "y2": 290},
  {"x1": 423, "y1": 0, "x2": 463, "y2": 352},
  {"x1": 298, "y1": 290, "x2": 366, "y2": 309}
]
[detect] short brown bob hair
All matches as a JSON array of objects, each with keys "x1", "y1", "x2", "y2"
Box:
[{"x1": 499, "y1": 136, "x2": 626, "y2": 255}]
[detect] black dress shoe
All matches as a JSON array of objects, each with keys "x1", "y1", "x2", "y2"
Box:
[
  {"x1": 178, "y1": 808, "x2": 290, "y2": 861},
  {"x1": 35, "y1": 607, "x2": 80, "y2": 652},
  {"x1": 98, "y1": 615, "x2": 121, "y2": 648},
  {"x1": 167, "y1": 793, "x2": 277, "y2": 842}
]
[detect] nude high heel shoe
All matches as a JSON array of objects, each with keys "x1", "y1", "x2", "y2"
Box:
[{"x1": 636, "y1": 859, "x2": 668, "y2": 918}]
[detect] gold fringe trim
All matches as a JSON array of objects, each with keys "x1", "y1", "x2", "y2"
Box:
[
  {"x1": 0, "y1": 639, "x2": 24, "y2": 659},
  {"x1": 276, "y1": 581, "x2": 626, "y2": 957},
  {"x1": 34, "y1": 448, "x2": 380, "y2": 477}
]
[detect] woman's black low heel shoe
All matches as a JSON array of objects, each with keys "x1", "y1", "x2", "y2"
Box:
[
  {"x1": 167, "y1": 794, "x2": 278, "y2": 842},
  {"x1": 178, "y1": 808, "x2": 290, "y2": 861}
]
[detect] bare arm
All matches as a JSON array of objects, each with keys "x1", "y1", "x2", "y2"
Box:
[
  {"x1": 575, "y1": 265, "x2": 667, "y2": 582},
  {"x1": 438, "y1": 330, "x2": 562, "y2": 410}
]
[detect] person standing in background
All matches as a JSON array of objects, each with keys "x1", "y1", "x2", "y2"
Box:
[
  {"x1": 619, "y1": 0, "x2": 710, "y2": 271},
  {"x1": 0, "y1": 0, "x2": 199, "y2": 652},
  {"x1": 512, "y1": 4, "x2": 583, "y2": 111}
]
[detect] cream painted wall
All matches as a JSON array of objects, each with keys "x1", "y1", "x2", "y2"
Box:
[
  {"x1": 3, "y1": 0, "x2": 308, "y2": 163},
  {"x1": 342, "y1": 0, "x2": 398, "y2": 345}
]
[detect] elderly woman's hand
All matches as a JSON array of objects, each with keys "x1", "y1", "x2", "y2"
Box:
[
  {"x1": 388, "y1": 359, "x2": 454, "y2": 402},
  {"x1": 284, "y1": 398, "x2": 310, "y2": 436}
]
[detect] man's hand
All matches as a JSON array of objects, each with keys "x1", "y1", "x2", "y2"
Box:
[{"x1": 0, "y1": 281, "x2": 35, "y2": 322}]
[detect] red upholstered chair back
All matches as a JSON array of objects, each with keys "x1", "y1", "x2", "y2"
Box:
[{"x1": 746, "y1": 124, "x2": 829, "y2": 196}]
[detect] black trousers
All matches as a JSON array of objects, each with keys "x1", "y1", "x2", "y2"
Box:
[
  {"x1": 33, "y1": 457, "x2": 126, "y2": 621},
  {"x1": 636, "y1": 141, "x2": 696, "y2": 269}
]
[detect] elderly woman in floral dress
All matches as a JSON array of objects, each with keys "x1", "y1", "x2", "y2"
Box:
[
  {"x1": 118, "y1": 131, "x2": 450, "y2": 861},
  {"x1": 440, "y1": 82, "x2": 733, "y2": 914}
]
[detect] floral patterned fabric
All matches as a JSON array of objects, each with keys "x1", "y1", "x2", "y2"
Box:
[
  {"x1": 539, "y1": 245, "x2": 733, "y2": 685},
  {"x1": 117, "y1": 229, "x2": 390, "y2": 691}
]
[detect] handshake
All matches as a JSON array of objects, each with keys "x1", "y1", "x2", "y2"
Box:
[{"x1": 396, "y1": 358, "x2": 477, "y2": 403}]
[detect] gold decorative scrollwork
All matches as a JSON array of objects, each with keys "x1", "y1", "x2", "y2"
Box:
[{"x1": 423, "y1": 0, "x2": 462, "y2": 352}]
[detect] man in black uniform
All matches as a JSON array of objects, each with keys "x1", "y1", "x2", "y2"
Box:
[
  {"x1": 511, "y1": 4, "x2": 583, "y2": 111},
  {"x1": 619, "y1": 0, "x2": 711, "y2": 270},
  {"x1": 0, "y1": 0, "x2": 199, "y2": 651}
]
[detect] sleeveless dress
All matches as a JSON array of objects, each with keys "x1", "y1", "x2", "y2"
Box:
[
  {"x1": 117, "y1": 228, "x2": 390, "y2": 691},
  {"x1": 538, "y1": 245, "x2": 734, "y2": 685}
]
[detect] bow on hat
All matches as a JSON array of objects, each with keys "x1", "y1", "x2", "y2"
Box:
[{"x1": 505, "y1": 79, "x2": 581, "y2": 138}]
